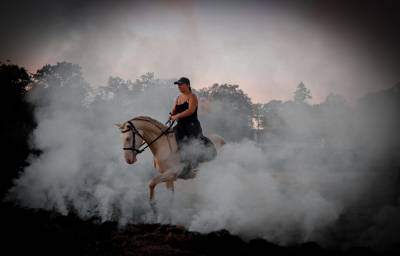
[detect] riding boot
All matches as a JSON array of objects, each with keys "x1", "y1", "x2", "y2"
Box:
[{"x1": 178, "y1": 160, "x2": 192, "y2": 179}]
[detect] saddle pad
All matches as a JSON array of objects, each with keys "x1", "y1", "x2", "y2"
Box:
[{"x1": 198, "y1": 135, "x2": 217, "y2": 163}]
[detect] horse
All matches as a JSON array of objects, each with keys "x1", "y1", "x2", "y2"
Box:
[{"x1": 114, "y1": 116, "x2": 226, "y2": 203}]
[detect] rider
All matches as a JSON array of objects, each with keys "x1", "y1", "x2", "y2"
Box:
[{"x1": 169, "y1": 77, "x2": 204, "y2": 176}]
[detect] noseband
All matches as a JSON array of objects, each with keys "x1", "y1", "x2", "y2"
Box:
[{"x1": 121, "y1": 119, "x2": 175, "y2": 155}]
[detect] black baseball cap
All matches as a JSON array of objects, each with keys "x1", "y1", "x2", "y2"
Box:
[{"x1": 174, "y1": 77, "x2": 190, "y2": 85}]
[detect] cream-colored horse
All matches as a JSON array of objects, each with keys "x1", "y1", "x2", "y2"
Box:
[{"x1": 115, "y1": 116, "x2": 225, "y2": 202}]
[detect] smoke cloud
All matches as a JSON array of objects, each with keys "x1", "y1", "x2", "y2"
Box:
[{"x1": 5, "y1": 69, "x2": 400, "y2": 253}]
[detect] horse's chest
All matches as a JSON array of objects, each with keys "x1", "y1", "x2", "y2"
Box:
[{"x1": 154, "y1": 153, "x2": 179, "y2": 173}]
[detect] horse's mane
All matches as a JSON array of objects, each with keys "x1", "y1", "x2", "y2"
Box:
[{"x1": 131, "y1": 115, "x2": 168, "y2": 130}]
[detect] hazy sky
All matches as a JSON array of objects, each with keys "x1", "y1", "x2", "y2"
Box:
[{"x1": 1, "y1": 0, "x2": 399, "y2": 103}]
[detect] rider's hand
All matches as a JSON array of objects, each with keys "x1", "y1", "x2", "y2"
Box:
[{"x1": 170, "y1": 115, "x2": 178, "y2": 121}]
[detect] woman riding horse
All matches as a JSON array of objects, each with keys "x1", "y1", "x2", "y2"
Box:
[
  {"x1": 115, "y1": 77, "x2": 223, "y2": 201},
  {"x1": 169, "y1": 77, "x2": 204, "y2": 177}
]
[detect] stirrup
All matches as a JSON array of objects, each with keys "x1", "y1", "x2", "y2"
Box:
[{"x1": 177, "y1": 162, "x2": 195, "y2": 179}]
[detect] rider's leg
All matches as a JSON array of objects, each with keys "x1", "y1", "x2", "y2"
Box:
[{"x1": 177, "y1": 136, "x2": 202, "y2": 179}]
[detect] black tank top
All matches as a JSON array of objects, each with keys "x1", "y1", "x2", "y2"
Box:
[{"x1": 175, "y1": 98, "x2": 199, "y2": 124}]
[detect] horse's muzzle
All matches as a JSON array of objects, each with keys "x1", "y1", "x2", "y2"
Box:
[{"x1": 126, "y1": 155, "x2": 137, "y2": 164}]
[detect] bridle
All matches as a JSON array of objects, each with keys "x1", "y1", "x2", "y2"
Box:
[{"x1": 121, "y1": 118, "x2": 175, "y2": 154}]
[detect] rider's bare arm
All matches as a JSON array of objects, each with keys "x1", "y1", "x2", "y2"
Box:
[{"x1": 175, "y1": 94, "x2": 198, "y2": 119}]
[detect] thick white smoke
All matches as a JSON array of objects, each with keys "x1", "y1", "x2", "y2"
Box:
[{"x1": 5, "y1": 69, "x2": 400, "y2": 252}]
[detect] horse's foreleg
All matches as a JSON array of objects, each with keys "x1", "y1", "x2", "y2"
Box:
[{"x1": 148, "y1": 171, "x2": 177, "y2": 201}]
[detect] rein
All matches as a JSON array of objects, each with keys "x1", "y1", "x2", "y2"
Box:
[{"x1": 121, "y1": 118, "x2": 175, "y2": 154}]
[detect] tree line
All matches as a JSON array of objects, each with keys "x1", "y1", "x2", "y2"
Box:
[{"x1": 2, "y1": 60, "x2": 400, "y2": 199}]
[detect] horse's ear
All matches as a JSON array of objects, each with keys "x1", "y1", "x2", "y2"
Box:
[{"x1": 114, "y1": 123, "x2": 122, "y2": 128}]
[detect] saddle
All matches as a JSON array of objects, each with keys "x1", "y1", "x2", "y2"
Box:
[{"x1": 196, "y1": 135, "x2": 218, "y2": 163}]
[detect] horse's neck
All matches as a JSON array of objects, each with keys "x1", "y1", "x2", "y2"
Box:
[{"x1": 133, "y1": 119, "x2": 166, "y2": 155}]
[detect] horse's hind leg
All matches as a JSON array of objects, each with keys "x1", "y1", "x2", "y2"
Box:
[{"x1": 166, "y1": 181, "x2": 175, "y2": 192}]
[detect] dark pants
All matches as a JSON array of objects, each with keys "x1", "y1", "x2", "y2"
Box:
[
  {"x1": 173, "y1": 120, "x2": 203, "y2": 148},
  {"x1": 173, "y1": 120, "x2": 203, "y2": 175}
]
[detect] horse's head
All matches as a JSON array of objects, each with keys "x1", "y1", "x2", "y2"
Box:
[{"x1": 115, "y1": 121, "x2": 145, "y2": 164}]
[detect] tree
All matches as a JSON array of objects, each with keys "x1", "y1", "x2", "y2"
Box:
[
  {"x1": 294, "y1": 82, "x2": 312, "y2": 103},
  {"x1": 0, "y1": 62, "x2": 36, "y2": 198},
  {"x1": 33, "y1": 62, "x2": 88, "y2": 90},
  {"x1": 252, "y1": 103, "x2": 264, "y2": 130},
  {"x1": 0, "y1": 62, "x2": 31, "y2": 97},
  {"x1": 324, "y1": 93, "x2": 347, "y2": 106},
  {"x1": 30, "y1": 62, "x2": 90, "y2": 108},
  {"x1": 199, "y1": 83, "x2": 253, "y2": 141}
]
